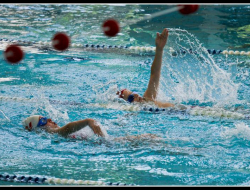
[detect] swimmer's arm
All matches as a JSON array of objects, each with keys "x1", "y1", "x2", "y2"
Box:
[
  {"x1": 49, "y1": 119, "x2": 104, "y2": 138},
  {"x1": 143, "y1": 28, "x2": 168, "y2": 101},
  {"x1": 143, "y1": 49, "x2": 163, "y2": 101}
]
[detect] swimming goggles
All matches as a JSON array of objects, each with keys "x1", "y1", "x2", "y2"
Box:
[
  {"x1": 128, "y1": 92, "x2": 138, "y2": 103},
  {"x1": 37, "y1": 117, "x2": 48, "y2": 127}
]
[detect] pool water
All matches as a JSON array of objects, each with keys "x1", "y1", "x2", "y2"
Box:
[{"x1": 1, "y1": 4, "x2": 250, "y2": 186}]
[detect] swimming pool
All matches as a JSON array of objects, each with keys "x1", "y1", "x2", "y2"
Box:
[{"x1": 1, "y1": 3, "x2": 250, "y2": 186}]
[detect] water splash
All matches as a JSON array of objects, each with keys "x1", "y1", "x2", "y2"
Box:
[
  {"x1": 159, "y1": 28, "x2": 240, "y2": 107},
  {"x1": 221, "y1": 122, "x2": 250, "y2": 141},
  {"x1": 28, "y1": 92, "x2": 70, "y2": 125}
]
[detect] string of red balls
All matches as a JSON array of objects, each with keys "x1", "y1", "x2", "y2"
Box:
[{"x1": 3, "y1": 5, "x2": 199, "y2": 64}]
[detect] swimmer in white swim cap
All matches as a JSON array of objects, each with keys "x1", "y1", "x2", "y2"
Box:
[
  {"x1": 116, "y1": 28, "x2": 175, "y2": 108},
  {"x1": 22, "y1": 115, "x2": 163, "y2": 142},
  {"x1": 22, "y1": 115, "x2": 105, "y2": 138}
]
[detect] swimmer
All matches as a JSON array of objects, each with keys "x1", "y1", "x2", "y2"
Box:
[
  {"x1": 22, "y1": 115, "x2": 162, "y2": 141},
  {"x1": 23, "y1": 115, "x2": 105, "y2": 138},
  {"x1": 116, "y1": 28, "x2": 175, "y2": 108}
]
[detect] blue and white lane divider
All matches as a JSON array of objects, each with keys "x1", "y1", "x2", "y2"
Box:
[
  {"x1": 0, "y1": 96, "x2": 247, "y2": 120},
  {"x1": 0, "y1": 38, "x2": 249, "y2": 56},
  {"x1": 46, "y1": 99, "x2": 249, "y2": 120},
  {"x1": 173, "y1": 48, "x2": 222, "y2": 55},
  {"x1": 171, "y1": 48, "x2": 250, "y2": 56},
  {"x1": 142, "y1": 106, "x2": 246, "y2": 120},
  {"x1": 0, "y1": 174, "x2": 135, "y2": 186}
]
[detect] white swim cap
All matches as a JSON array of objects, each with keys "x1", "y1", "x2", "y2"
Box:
[{"x1": 22, "y1": 115, "x2": 40, "y2": 131}]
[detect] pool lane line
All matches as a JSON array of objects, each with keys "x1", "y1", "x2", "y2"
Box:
[
  {"x1": 0, "y1": 96, "x2": 247, "y2": 120},
  {"x1": 0, "y1": 38, "x2": 249, "y2": 56},
  {"x1": 0, "y1": 174, "x2": 135, "y2": 186}
]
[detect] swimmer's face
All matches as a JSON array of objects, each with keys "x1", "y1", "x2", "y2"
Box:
[{"x1": 118, "y1": 89, "x2": 144, "y2": 103}]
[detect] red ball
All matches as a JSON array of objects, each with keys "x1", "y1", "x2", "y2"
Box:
[
  {"x1": 178, "y1": 5, "x2": 199, "y2": 15},
  {"x1": 4, "y1": 45, "x2": 24, "y2": 64},
  {"x1": 102, "y1": 19, "x2": 120, "y2": 37},
  {"x1": 52, "y1": 32, "x2": 70, "y2": 51}
]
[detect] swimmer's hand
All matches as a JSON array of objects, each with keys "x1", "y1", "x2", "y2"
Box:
[
  {"x1": 88, "y1": 119, "x2": 105, "y2": 137},
  {"x1": 155, "y1": 28, "x2": 169, "y2": 51}
]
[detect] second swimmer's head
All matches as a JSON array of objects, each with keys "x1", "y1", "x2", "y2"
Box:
[{"x1": 116, "y1": 89, "x2": 144, "y2": 103}]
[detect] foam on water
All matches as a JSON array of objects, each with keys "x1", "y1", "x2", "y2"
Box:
[
  {"x1": 69, "y1": 125, "x2": 109, "y2": 140},
  {"x1": 0, "y1": 77, "x2": 19, "y2": 82}
]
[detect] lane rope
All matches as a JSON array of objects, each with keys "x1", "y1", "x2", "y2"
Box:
[
  {"x1": 0, "y1": 174, "x2": 135, "y2": 186},
  {"x1": 0, "y1": 96, "x2": 247, "y2": 120},
  {"x1": 0, "y1": 38, "x2": 249, "y2": 56}
]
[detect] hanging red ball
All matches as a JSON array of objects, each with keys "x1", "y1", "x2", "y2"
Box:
[
  {"x1": 178, "y1": 5, "x2": 199, "y2": 15},
  {"x1": 4, "y1": 45, "x2": 24, "y2": 64},
  {"x1": 102, "y1": 19, "x2": 120, "y2": 37},
  {"x1": 52, "y1": 32, "x2": 70, "y2": 51}
]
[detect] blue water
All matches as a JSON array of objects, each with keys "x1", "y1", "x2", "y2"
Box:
[{"x1": 1, "y1": 4, "x2": 250, "y2": 186}]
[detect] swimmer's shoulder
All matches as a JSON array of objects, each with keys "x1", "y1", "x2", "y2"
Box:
[
  {"x1": 154, "y1": 101, "x2": 175, "y2": 108},
  {"x1": 141, "y1": 97, "x2": 175, "y2": 108}
]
